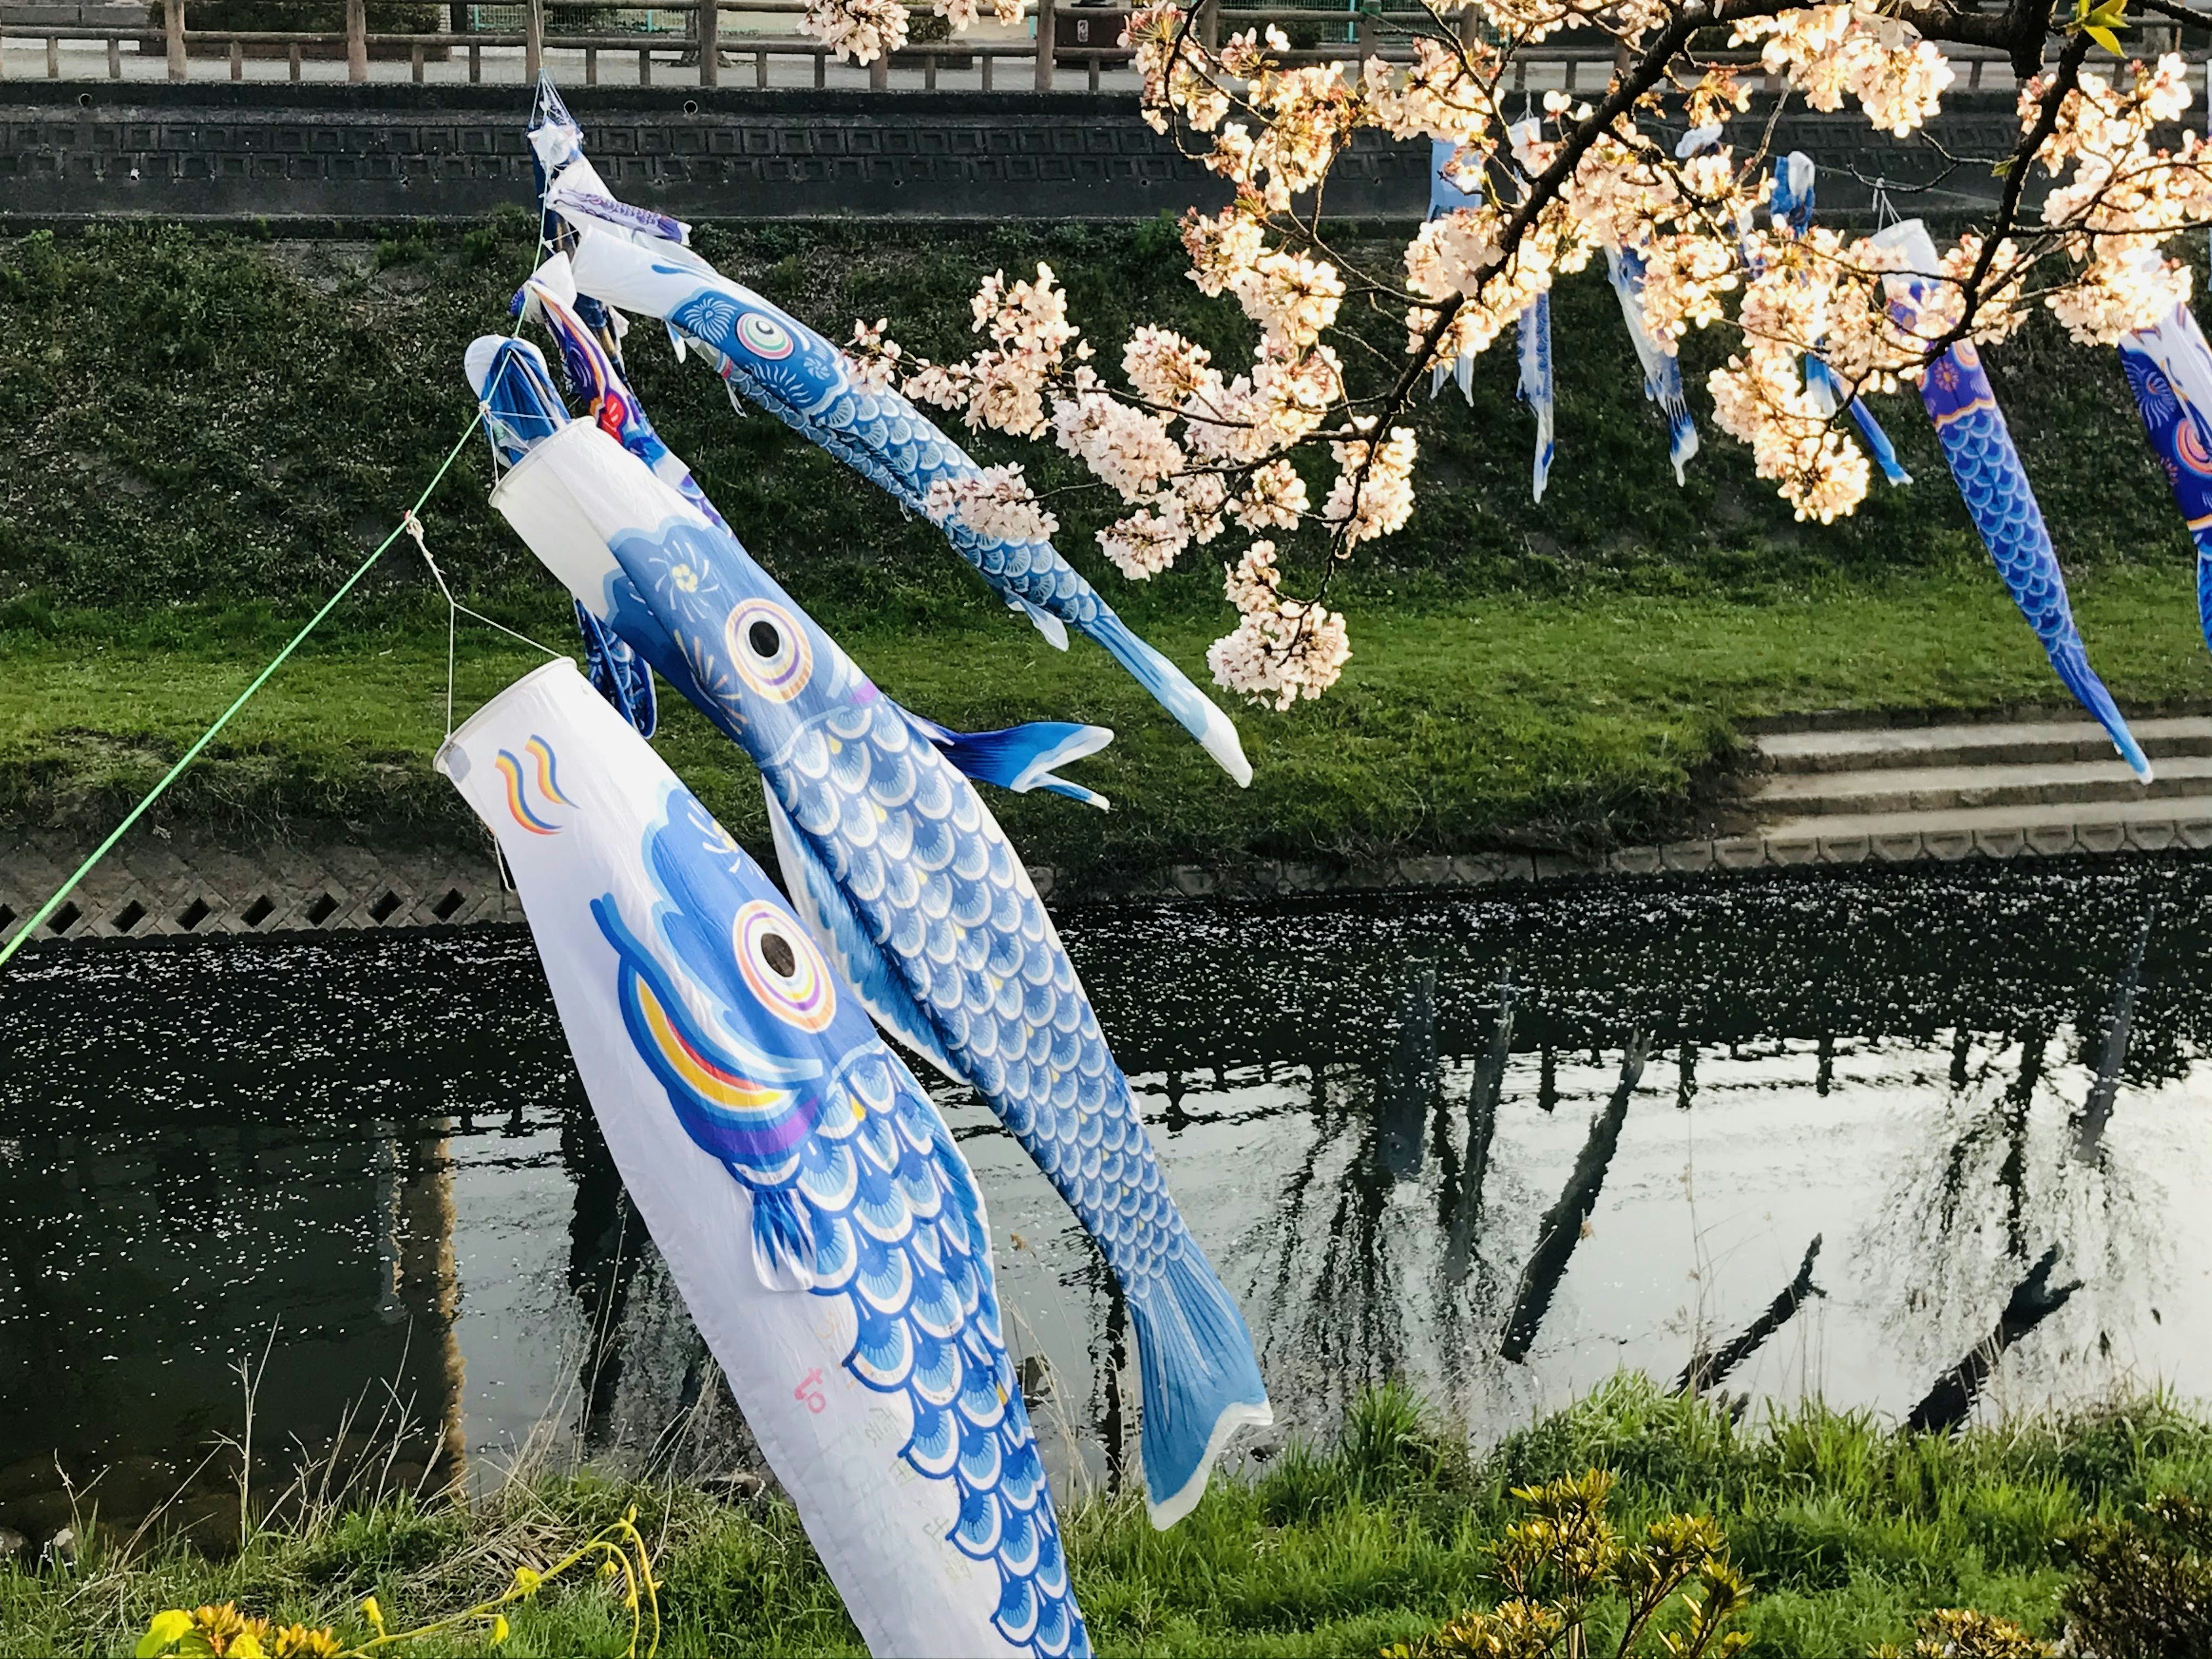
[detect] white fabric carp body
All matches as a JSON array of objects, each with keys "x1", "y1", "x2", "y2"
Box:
[{"x1": 438, "y1": 659, "x2": 1087, "y2": 1659}]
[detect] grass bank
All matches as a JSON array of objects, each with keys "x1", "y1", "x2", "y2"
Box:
[
  {"x1": 6, "y1": 1377, "x2": 2212, "y2": 1657},
  {"x1": 3, "y1": 222, "x2": 2210, "y2": 874}
]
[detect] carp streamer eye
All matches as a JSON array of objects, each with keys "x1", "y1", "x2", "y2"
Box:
[
  {"x1": 734, "y1": 900, "x2": 835, "y2": 1031},
  {"x1": 726, "y1": 597, "x2": 813, "y2": 702},
  {"x1": 735, "y1": 311, "x2": 795, "y2": 361}
]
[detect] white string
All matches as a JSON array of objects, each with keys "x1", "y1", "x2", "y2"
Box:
[{"x1": 403, "y1": 507, "x2": 565, "y2": 743}]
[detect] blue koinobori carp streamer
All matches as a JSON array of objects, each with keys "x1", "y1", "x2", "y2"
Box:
[
  {"x1": 1426, "y1": 138, "x2": 1479, "y2": 406},
  {"x1": 518, "y1": 82, "x2": 1252, "y2": 789},
  {"x1": 1426, "y1": 136, "x2": 1555, "y2": 501},
  {"x1": 1605, "y1": 244, "x2": 1699, "y2": 484},
  {"x1": 440, "y1": 660, "x2": 1086, "y2": 1657},
  {"x1": 1874, "y1": 221, "x2": 2153, "y2": 780},
  {"x1": 467, "y1": 327, "x2": 1273, "y2": 1527},
  {"x1": 1766, "y1": 154, "x2": 1911, "y2": 488},
  {"x1": 2117, "y1": 295, "x2": 2212, "y2": 654}
]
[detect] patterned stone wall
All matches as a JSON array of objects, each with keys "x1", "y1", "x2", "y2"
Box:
[
  {"x1": 0, "y1": 827, "x2": 518, "y2": 945},
  {"x1": 0, "y1": 82, "x2": 2054, "y2": 224}
]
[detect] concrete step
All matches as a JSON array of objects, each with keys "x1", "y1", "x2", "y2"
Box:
[
  {"x1": 1753, "y1": 715, "x2": 2212, "y2": 775},
  {"x1": 1754, "y1": 793, "x2": 2212, "y2": 858},
  {"x1": 1748, "y1": 753, "x2": 2212, "y2": 817}
]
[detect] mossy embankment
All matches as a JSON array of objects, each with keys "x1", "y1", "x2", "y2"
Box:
[
  {"x1": 7, "y1": 1378, "x2": 2212, "y2": 1656},
  {"x1": 2, "y1": 219, "x2": 2208, "y2": 881}
]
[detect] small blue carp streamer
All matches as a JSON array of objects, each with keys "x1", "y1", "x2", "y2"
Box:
[
  {"x1": 1428, "y1": 137, "x2": 1554, "y2": 498},
  {"x1": 2118, "y1": 298, "x2": 2212, "y2": 656},
  {"x1": 1876, "y1": 221, "x2": 2152, "y2": 780},
  {"x1": 474, "y1": 358, "x2": 1274, "y2": 1528},
  {"x1": 444, "y1": 662, "x2": 1086, "y2": 1656},
  {"x1": 1605, "y1": 246, "x2": 1699, "y2": 484},
  {"x1": 1517, "y1": 294, "x2": 1555, "y2": 503},
  {"x1": 1426, "y1": 138, "x2": 1479, "y2": 405},
  {"x1": 521, "y1": 90, "x2": 1251, "y2": 789},
  {"x1": 1767, "y1": 155, "x2": 1911, "y2": 487}
]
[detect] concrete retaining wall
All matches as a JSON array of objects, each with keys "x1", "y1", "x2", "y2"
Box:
[
  {"x1": 0, "y1": 82, "x2": 2047, "y2": 224},
  {"x1": 5, "y1": 808, "x2": 2205, "y2": 953}
]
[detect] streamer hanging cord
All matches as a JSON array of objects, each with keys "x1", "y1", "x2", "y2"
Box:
[
  {"x1": 403, "y1": 504, "x2": 565, "y2": 743},
  {"x1": 0, "y1": 413, "x2": 488, "y2": 973}
]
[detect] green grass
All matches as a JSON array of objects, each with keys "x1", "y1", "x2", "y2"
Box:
[
  {"x1": 3, "y1": 220, "x2": 2211, "y2": 874},
  {"x1": 5, "y1": 559, "x2": 2209, "y2": 880},
  {"x1": 7, "y1": 1378, "x2": 2212, "y2": 1657}
]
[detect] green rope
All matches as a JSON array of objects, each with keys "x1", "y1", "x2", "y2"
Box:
[{"x1": 0, "y1": 412, "x2": 487, "y2": 973}]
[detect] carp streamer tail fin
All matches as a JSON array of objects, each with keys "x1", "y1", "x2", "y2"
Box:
[{"x1": 1127, "y1": 1247, "x2": 1273, "y2": 1529}]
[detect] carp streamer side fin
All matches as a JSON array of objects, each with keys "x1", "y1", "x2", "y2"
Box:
[{"x1": 897, "y1": 707, "x2": 1113, "y2": 812}]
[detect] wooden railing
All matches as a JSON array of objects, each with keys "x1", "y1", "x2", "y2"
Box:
[{"x1": 0, "y1": 1, "x2": 2196, "y2": 91}]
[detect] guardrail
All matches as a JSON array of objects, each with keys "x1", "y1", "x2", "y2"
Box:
[{"x1": 0, "y1": 1, "x2": 2196, "y2": 92}]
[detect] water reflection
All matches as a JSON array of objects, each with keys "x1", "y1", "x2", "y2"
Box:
[{"x1": 3, "y1": 858, "x2": 2210, "y2": 1536}]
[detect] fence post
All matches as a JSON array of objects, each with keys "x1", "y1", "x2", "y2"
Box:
[
  {"x1": 164, "y1": 0, "x2": 185, "y2": 81},
  {"x1": 1199, "y1": 0, "x2": 1217, "y2": 50},
  {"x1": 524, "y1": 0, "x2": 543, "y2": 81},
  {"x1": 1355, "y1": 5, "x2": 1374, "y2": 59},
  {"x1": 1456, "y1": 1, "x2": 1475, "y2": 48},
  {"x1": 1032, "y1": 0, "x2": 1054, "y2": 88},
  {"x1": 869, "y1": 40, "x2": 887, "y2": 88},
  {"x1": 345, "y1": 0, "x2": 366, "y2": 81},
  {"x1": 698, "y1": 0, "x2": 718, "y2": 85}
]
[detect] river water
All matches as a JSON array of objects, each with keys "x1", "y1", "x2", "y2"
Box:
[{"x1": 3, "y1": 857, "x2": 2210, "y2": 1540}]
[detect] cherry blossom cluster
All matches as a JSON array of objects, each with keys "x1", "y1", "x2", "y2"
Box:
[
  {"x1": 2033, "y1": 55, "x2": 2212, "y2": 342},
  {"x1": 806, "y1": 0, "x2": 2212, "y2": 710},
  {"x1": 1728, "y1": 5, "x2": 1954, "y2": 137},
  {"x1": 1206, "y1": 541, "x2": 1352, "y2": 710}
]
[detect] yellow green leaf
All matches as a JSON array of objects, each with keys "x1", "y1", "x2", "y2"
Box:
[
  {"x1": 359, "y1": 1596, "x2": 385, "y2": 1635},
  {"x1": 490, "y1": 1615, "x2": 511, "y2": 1646},
  {"x1": 230, "y1": 1634, "x2": 265, "y2": 1659},
  {"x1": 2086, "y1": 23, "x2": 2121, "y2": 50},
  {"x1": 136, "y1": 1611, "x2": 196, "y2": 1658}
]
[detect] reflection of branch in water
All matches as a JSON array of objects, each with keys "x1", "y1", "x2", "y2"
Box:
[
  {"x1": 1500, "y1": 1032, "x2": 1648, "y2": 1364},
  {"x1": 1462, "y1": 969, "x2": 1516, "y2": 1208},
  {"x1": 2074, "y1": 900, "x2": 2158, "y2": 1166},
  {"x1": 560, "y1": 1099, "x2": 643, "y2": 1451},
  {"x1": 1437, "y1": 971, "x2": 1518, "y2": 1360},
  {"x1": 1375, "y1": 966, "x2": 1438, "y2": 1187},
  {"x1": 1907, "y1": 1244, "x2": 2082, "y2": 1433},
  {"x1": 1676, "y1": 1234, "x2": 1824, "y2": 1396},
  {"x1": 1676, "y1": 1040, "x2": 1696, "y2": 1112},
  {"x1": 1537, "y1": 1043, "x2": 1558, "y2": 1115}
]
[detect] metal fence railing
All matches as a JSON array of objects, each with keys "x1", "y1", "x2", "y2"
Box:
[{"x1": 0, "y1": 2, "x2": 2195, "y2": 92}]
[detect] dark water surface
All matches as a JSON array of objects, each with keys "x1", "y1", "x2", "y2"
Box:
[{"x1": 4, "y1": 857, "x2": 2211, "y2": 1539}]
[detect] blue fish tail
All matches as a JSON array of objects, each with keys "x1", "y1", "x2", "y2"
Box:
[
  {"x1": 1126, "y1": 1247, "x2": 1272, "y2": 1528},
  {"x1": 1079, "y1": 612, "x2": 1252, "y2": 787},
  {"x1": 2199, "y1": 547, "x2": 2212, "y2": 658},
  {"x1": 574, "y1": 600, "x2": 658, "y2": 736},
  {"x1": 2046, "y1": 637, "x2": 2154, "y2": 781}
]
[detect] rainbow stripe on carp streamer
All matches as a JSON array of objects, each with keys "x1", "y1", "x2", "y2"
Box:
[
  {"x1": 474, "y1": 379, "x2": 1274, "y2": 1527},
  {"x1": 2118, "y1": 297, "x2": 2212, "y2": 657},
  {"x1": 518, "y1": 86, "x2": 1252, "y2": 789},
  {"x1": 439, "y1": 659, "x2": 1088, "y2": 1658},
  {"x1": 1874, "y1": 220, "x2": 2152, "y2": 782}
]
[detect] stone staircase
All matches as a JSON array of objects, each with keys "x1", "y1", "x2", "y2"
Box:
[{"x1": 1733, "y1": 715, "x2": 2212, "y2": 865}]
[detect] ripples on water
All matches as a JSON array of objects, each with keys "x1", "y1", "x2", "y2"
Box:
[{"x1": 2, "y1": 857, "x2": 2209, "y2": 1536}]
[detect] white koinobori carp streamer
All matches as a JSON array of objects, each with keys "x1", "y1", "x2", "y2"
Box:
[
  {"x1": 470, "y1": 342, "x2": 1274, "y2": 1527},
  {"x1": 520, "y1": 88, "x2": 1252, "y2": 789},
  {"x1": 439, "y1": 658, "x2": 1089, "y2": 1658}
]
